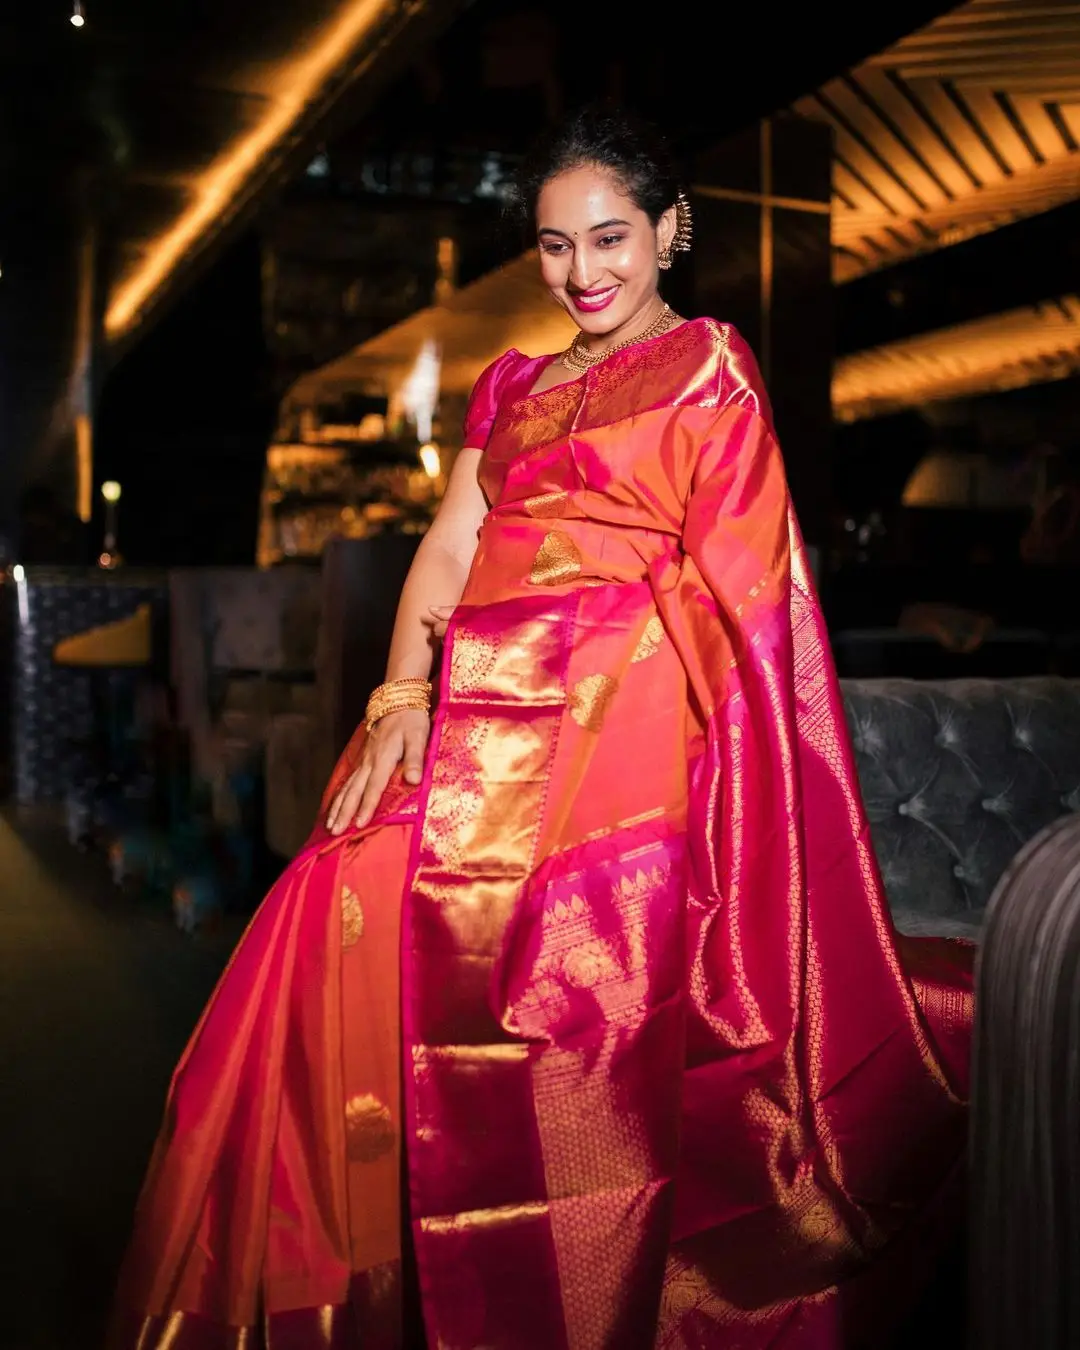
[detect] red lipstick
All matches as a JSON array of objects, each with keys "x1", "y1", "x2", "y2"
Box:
[{"x1": 569, "y1": 285, "x2": 618, "y2": 314}]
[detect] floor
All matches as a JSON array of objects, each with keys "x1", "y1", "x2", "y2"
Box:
[
  {"x1": 0, "y1": 810, "x2": 966, "y2": 1350},
  {"x1": 0, "y1": 810, "x2": 242, "y2": 1350}
]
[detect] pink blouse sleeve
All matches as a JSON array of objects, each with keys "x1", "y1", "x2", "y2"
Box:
[{"x1": 462, "y1": 349, "x2": 524, "y2": 451}]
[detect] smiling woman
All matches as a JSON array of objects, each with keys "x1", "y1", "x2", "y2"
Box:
[
  {"x1": 110, "y1": 103, "x2": 973, "y2": 1350},
  {"x1": 537, "y1": 174, "x2": 674, "y2": 322},
  {"x1": 510, "y1": 106, "x2": 689, "y2": 391}
]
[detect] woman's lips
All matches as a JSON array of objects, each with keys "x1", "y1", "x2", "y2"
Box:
[{"x1": 569, "y1": 286, "x2": 618, "y2": 314}]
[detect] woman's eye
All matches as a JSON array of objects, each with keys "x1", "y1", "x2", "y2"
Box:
[
  {"x1": 598, "y1": 235, "x2": 625, "y2": 248},
  {"x1": 541, "y1": 242, "x2": 568, "y2": 255}
]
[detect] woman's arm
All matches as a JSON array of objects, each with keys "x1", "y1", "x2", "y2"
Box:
[
  {"x1": 326, "y1": 447, "x2": 488, "y2": 834},
  {"x1": 382, "y1": 446, "x2": 488, "y2": 681}
]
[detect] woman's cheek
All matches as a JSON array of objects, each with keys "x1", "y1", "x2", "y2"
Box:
[{"x1": 539, "y1": 255, "x2": 567, "y2": 293}]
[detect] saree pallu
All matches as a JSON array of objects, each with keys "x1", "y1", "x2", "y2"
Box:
[{"x1": 112, "y1": 319, "x2": 972, "y2": 1350}]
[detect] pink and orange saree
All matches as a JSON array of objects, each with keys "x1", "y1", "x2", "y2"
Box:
[{"x1": 112, "y1": 319, "x2": 972, "y2": 1350}]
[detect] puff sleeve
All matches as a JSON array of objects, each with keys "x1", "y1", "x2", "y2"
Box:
[{"x1": 462, "y1": 349, "x2": 525, "y2": 451}]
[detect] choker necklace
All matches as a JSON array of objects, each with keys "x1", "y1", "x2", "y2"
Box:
[{"x1": 561, "y1": 303, "x2": 680, "y2": 374}]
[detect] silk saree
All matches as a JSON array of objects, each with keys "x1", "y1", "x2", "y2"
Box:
[{"x1": 111, "y1": 318, "x2": 972, "y2": 1350}]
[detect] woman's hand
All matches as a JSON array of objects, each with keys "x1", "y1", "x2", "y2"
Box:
[
  {"x1": 427, "y1": 605, "x2": 454, "y2": 639},
  {"x1": 326, "y1": 707, "x2": 431, "y2": 835}
]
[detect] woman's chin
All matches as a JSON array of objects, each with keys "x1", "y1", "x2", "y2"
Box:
[{"x1": 571, "y1": 305, "x2": 634, "y2": 337}]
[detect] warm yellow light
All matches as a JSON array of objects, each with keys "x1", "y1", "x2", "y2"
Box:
[
  {"x1": 833, "y1": 294, "x2": 1080, "y2": 419},
  {"x1": 105, "y1": 0, "x2": 388, "y2": 338},
  {"x1": 75, "y1": 415, "x2": 93, "y2": 523},
  {"x1": 101, "y1": 480, "x2": 122, "y2": 503},
  {"x1": 418, "y1": 443, "x2": 441, "y2": 479}
]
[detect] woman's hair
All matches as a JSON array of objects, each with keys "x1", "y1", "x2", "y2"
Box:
[{"x1": 508, "y1": 102, "x2": 682, "y2": 229}]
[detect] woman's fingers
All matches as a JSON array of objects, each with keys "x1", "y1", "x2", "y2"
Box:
[
  {"x1": 327, "y1": 780, "x2": 356, "y2": 832},
  {"x1": 327, "y1": 711, "x2": 428, "y2": 835},
  {"x1": 328, "y1": 762, "x2": 371, "y2": 834},
  {"x1": 401, "y1": 723, "x2": 430, "y2": 785},
  {"x1": 355, "y1": 750, "x2": 396, "y2": 829},
  {"x1": 326, "y1": 785, "x2": 346, "y2": 831},
  {"x1": 428, "y1": 605, "x2": 453, "y2": 640}
]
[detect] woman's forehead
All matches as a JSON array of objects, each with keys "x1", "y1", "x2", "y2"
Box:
[{"x1": 536, "y1": 165, "x2": 642, "y2": 226}]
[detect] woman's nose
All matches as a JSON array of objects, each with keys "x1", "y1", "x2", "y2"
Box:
[{"x1": 569, "y1": 249, "x2": 599, "y2": 291}]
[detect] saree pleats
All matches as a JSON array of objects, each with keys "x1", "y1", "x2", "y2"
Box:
[{"x1": 111, "y1": 760, "x2": 413, "y2": 1348}]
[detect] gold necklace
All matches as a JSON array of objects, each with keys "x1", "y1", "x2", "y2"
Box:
[{"x1": 561, "y1": 303, "x2": 679, "y2": 374}]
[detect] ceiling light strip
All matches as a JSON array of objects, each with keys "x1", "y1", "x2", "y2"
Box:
[{"x1": 105, "y1": 0, "x2": 398, "y2": 340}]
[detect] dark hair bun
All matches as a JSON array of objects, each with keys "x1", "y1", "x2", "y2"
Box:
[{"x1": 509, "y1": 102, "x2": 681, "y2": 228}]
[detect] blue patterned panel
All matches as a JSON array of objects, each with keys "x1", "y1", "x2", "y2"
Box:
[{"x1": 12, "y1": 567, "x2": 166, "y2": 806}]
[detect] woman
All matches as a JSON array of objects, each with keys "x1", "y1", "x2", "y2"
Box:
[{"x1": 112, "y1": 106, "x2": 972, "y2": 1350}]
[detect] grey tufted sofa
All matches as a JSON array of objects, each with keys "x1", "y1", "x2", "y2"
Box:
[{"x1": 841, "y1": 677, "x2": 1080, "y2": 941}]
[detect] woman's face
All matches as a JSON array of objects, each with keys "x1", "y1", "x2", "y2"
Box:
[{"x1": 536, "y1": 163, "x2": 676, "y2": 338}]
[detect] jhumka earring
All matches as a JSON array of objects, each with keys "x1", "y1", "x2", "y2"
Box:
[{"x1": 658, "y1": 190, "x2": 694, "y2": 270}]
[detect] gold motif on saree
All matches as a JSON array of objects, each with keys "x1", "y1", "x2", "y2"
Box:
[
  {"x1": 419, "y1": 1199, "x2": 549, "y2": 1236},
  {"x1": 449, "y1": 630, "x2": 500, "y2": 696},
  {"x1": 341, "y1": 885, "x2": 364, "y2": 948},
  {"x1": 562, "y1": 937, "x2": 620, "y2": 988},
  {"x1": 631, "y1": 615, "x2": 665, "y2": 663},
  {"x1": 733, "y1": 574, "x2": 768, "y2": 618},
  {"x1": 501, "y1": 380, "x2": 582, "y2": 437},
  {"x1": 523, "y1": 490, "x2": 570, "y2": 518},
  {"x1": 587, "y1": 318, "x2": 721, "y2": 406},
  {"x1": 792, "y1": 1192, "x2": 851, "y2": 1252},
  {"x1": 659, "y1": 1256, "x2": 721, "y2": 1326},
  {"x1": 529, "y1": 530, "x2": 582, "y2": 586},
  {"x1": 417, "y1": 715, "x2": 488, "y2": 873},
  {"x1": 345, "y1": 1093, "x2": 396, "y2": 1162},
  {"x1": 569, "y1": 673, "x2": 618, "y2": 731}
]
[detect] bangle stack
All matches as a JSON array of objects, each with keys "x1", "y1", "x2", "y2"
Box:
[{"x1": 365, "y1": 677, "x2": 432, "y2": 732}]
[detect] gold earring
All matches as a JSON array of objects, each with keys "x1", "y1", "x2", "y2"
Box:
[
  {"x1": 658, "y1": 248, "x2": 673, "y2": 270},
  {"x1": 672, "y1": 190, "x2": 693, "y2": 255}
]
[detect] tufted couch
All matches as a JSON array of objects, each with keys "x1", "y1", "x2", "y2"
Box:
[{"x1": 842, "y1": 677, "x2": 1080, "y2": 941}]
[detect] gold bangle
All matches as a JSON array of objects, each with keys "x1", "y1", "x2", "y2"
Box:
[
  {"x1": 367, "y1": 693, "x2": 430, "y2": 718},
  {"x1": 370, "y1": 677, "x2": 431, "y2": 694},
  {"x1": 367, "y1": 677, "x2": 432, "y2": 705},
  {"x1": 365, "y1": 677, "x2": 432, "y2": 732},
  {"x1": 366, "y1": 705, "x2": 429, "y2": 732},
  {"x1": 365, "y1": 700, "x2": 430, "y2": 732}
]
